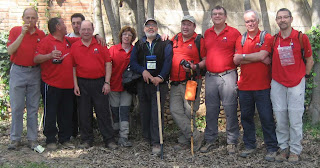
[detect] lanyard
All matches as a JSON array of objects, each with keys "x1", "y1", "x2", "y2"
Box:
[{"x1": 146, "y1": 42, "x2": 157, "y2": 55}]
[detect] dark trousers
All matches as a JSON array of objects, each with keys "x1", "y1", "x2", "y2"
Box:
[
  {"x1": 72, "y1": 95, "x2": 79, "y2": 137},
  {"x1": 77, "y1": 77, "x2": 114, "y2": 144},
  {"x1": 41, "y1": 81, "x2": 73, "y2": 144},
  {"x1": 137, "y1": 80, "x2": 168, "y2": 145},
  {"x1": 239, "y1": 89, "x2": 278, "y2": 152}
]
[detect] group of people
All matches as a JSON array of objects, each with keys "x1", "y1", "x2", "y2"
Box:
[{"x1": 7, "y1": 5, "x2": 313, "y2": 163}]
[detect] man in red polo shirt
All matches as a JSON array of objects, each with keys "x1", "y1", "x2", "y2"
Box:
[
  {"x1": 34, "y1": 17, "x2": 78, "y2": 150},
  {"x1": 170, "y1": 15, "x2": 206, "y2": 152},
  {"x1": 7, "y1": 7, "x2": 45, "y2": 150},
  {"x1": 72, "y1": 20, "x2": 117, "y2": 149},
  {"x1": 271, "y1": 8, "x2": 313, "y2": 163},
  {"x1": 233, "y1": 10, "x2": 278, "y2": 161},
  {"x1": 200, "y1": 5, "x2": 240, "y2": 154}
]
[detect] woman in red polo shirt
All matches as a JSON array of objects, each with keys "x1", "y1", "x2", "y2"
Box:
[{"x1": 109, "y1": 26, "x2": 136, "y2": 147}]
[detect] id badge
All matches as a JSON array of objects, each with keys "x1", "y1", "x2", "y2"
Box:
[
  {"x1": 146, "y1": 55, "x2": 157, "y2": 70},
  {"x1": 277, "y1": 46, "x2": 295, "y2": 66}
]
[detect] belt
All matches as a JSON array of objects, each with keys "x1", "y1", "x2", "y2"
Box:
[
  {"x1": 14, "y1": 63, "x2": 39, "y2": 68},
  {"x1": 207, "y1": 69, "x2": 236, "y2": 76},
  {"x1": 170, "y1": 80, "x2": 187, "y2": 86}
]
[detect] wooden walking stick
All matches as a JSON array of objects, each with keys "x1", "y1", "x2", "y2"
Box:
[
  {"x1": 157, "y1": 85, "x2": 164, "y2": 159},
  {"x1": 185, "y1": 69, "x2": 197, "y2": 156}
]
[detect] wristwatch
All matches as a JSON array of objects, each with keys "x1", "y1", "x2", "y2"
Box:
[
  {"x1": 305, "y1": 74, "x2": 311, "y2": 78},
  {"x1": 242, "y1": 54, "x2": 246, "y2": 60}
]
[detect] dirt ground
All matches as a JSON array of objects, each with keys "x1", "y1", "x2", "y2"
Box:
[{"x1": 0, "y1": 119, "x2": 319, "y2": 168}]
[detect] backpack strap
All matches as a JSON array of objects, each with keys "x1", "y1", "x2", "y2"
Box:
[
  {"x1": 173, "y1": 33, "x2": 179, "y2": 48},
  {"x1": 259, "y1": 30, "x2": 267, "y2": 46},
  {"x1": 194, "y1": 34, "x2": 202, "y2": 61},
  {"x1": 298, "y1": 31, "x2": 305, "y2": 63},
  {"x1": 65, "y1": 38, "x2": 72, "y2": 47},
  {"x1": 241, "y1": 32, "x2": 248, "y2": 47}
]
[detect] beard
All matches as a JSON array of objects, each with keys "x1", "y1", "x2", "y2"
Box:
[{"x1": 145, "y1": 31, "x2": 157, "y2": 39}]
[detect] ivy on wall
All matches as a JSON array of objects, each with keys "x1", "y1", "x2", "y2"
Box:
[{"x1": 305, "y1": 25, "x2": 320, "y2": 106}]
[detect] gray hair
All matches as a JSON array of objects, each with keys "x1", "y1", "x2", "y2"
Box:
[{"x1": 244, "y1": 9, "x2": 260, "y2": 22}]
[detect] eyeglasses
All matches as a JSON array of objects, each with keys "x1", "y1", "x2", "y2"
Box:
[
  {"x1": 276, "y1": 15, "x2": 291, "y2": 20},
  {"x1": 212, "y1": 12, "x2": 225, "y2": 16},
  {"x1": 245, "y1": 19, "x2": 257, "y2": 24},
  {"x1": 145, "y1": 24, "x2": 157, "y2": 28},
  {"x1": 122, "y1": 33, "x2": 133, "y2": 37}
]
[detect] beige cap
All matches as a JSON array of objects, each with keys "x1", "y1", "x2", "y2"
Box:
[{"x1": 181, "y1": 15, "x2": 196, "y2": 24}]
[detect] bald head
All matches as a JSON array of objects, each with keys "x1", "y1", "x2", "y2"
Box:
[
  {"x1": 22, "y1": 7, "x2": 38, "y2": 30},
  {"x1": 80, "y1": 20, "x2": 94, "y2": 41}
]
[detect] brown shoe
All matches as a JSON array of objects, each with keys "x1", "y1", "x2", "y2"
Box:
[
  {"x1": 227, "y1": 144, "x2": 237, "y2": 155},
  {"x1": 275, "y1": 148, "x2": 289, "y2": 162},
  {"x1": 106, "y1": 141, "x2": 118, "y2": 150},
  {"x1": 8, "y1": 140, "x2": 21, "y2": 150},
  {"x1": 62, "y1": 141, "x2": 75, "y2": 149},
  {"x1": 173, "y1": 143, "x2": 189, "y2": 151},
  {"x1": 152, "y1": 144, "x2": 161, "y2": 155},
  {"x1": 200, "y1": 141, "x2": 218, "y2": 153},
  {"x1": 28, "y1": 140, "x2": 39, "y2": 149},
  {"x1": 46, "y1": 143, "x2": 57, "y2": 150},
  {"x1": 288, "y1": 152, "x2": 300, "y2": 163}
]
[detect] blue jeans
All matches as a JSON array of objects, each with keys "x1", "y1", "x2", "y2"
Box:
[{"x1": 239, "y1": 89, "x2": 278, "y2": 152}]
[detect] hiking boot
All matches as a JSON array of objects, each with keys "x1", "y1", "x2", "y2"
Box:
[
  {"x1": 118, "y1": 138, "x2": 132, "y2": 147},
  {"x1": 28, "y1": 140, "x2": 39, "y2": 149},
  {"x1": 8, "y1": 140, "x2": 21, "y2": 150},
  {"x1": 265, "y1": 151, "x2": 277, "y2": 162},
  {"x1": 79, "y1": 142, "x2": 92, "y2": 149},
  {"x1": 173, "y1": 143, "x2": 189, "y2": 151},
  {"x1": 62, "y1": 141, "x2": 75, "y2": 149},
  {"x1": 239, "y1": 148, "x2": 256, "y2": 158},
  {"x1": 227, "y1": 144, "x2": 237, "y2": 155},
  {"x1": 288, "y1": 152, "x2": 300, "y2": 163},
  {"x1": 200, "y1": 141, "x2": 217, "y2": 153},
  {"x1": 46, "y1": 143, "x2": 57, "y2": 150},
  {"x1": 275, "y1": 148, "x2": 289, "y2": 162},
  {"x1": 194, "y1": 133, "x2": 204, "y2": 152},
  {"x1": 106, "y1": 141, "x2": 118, "y2": 150},
  {"x1": 152, "y1": 144, "x2": 161, "y2": 156}
]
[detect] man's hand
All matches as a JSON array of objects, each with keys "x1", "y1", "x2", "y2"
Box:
[
  {"x1": 95, "y1": 34, "x2": 107, "y2": 46},
  {"x1": 21, "y1": 23, "x2": 30, "y2": 36},
  {"x1": 233, "y1": 54, "x2": 243, "y2": 65},
  {"x1": 102, "y1": 83, "x2": 110, "y2": 95},
  {"x1": 151, "y1": 77, "x2": 163, "y2": 86},
  {"x1": 261, "y1": 56, "x2": 271, "y2": 65},
  {"x1": 161, "y1": 34, "x2": 169, "y2": 41},
  {"x1": 74, "y1": 85, "x2": 81, "y2": 96},
  {"x1": 142, "y1": 70, "x2": 154, "y2": 84},
  {"x1": 50, "y1": 50, "x2": 62, "y2": 59}
]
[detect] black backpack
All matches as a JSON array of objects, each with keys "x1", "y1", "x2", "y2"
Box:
[{"x1": 173, "y1": 33, "x2": 206, "y2": 76}]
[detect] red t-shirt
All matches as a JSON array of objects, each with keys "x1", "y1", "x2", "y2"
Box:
[
  {"x1": 71, "y1": 38, "x2": 111, "y2": 79},
  {"x1": 272, "y1": 28, "x2": 312, "y2": 87},
  {"x1": 7, "y1": 26, "x2": 45, "y2": 66},
  {"x1": 109, "y1": 43, "x2": 132, "y2": 92},
  {"x1": 235, "y1": 30, "x2": 272, "y2": 90},
  {"x1": 170, "y1": 33, "x2": 206, "y2": 81},
  {"x1": 204, "y1": 24, "x2": 240, "y2": 73},
  {"x1": 35, "y1": 34, "x2": 78, "y2": 89}
]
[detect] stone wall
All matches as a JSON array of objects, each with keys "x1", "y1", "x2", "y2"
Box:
[{"x1": 0, "y1": 0, "x2": 313, "y2": 41}]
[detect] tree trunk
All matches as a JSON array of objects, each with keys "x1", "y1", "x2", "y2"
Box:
[
  {"x1": 309, "y1": 0, "x2": 320, "y2": 124},
  {"x1": 312, "y1": 0, "x2": 320, "y2": 26},
  {"x1": 137, "y1": 0, "x2": 146, "y2": 39},
  {"x1": 147, "y1": 0, "x2": 154, "y2": 18},
  {"x1": 103, "y1": 0, "x2": 121, "y2": 44},
  {"x1": 244, "y1": 0, "x2": 251, "y2": 11},
  {"x1": 259, "y1": 0, "x2": 271, "y2": 33},
  {"x1": 93, "y1": 0, "x2": 105, "y2": 39}
]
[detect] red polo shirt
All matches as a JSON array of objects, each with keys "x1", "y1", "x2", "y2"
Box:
[
  {"x1": 109, "y1": 43, "x2": 132, "y2": 92},
  {"x1": 7, "y1": 26, "x2": 45, "y2": 66},
  {"x1": 170, "y1": 33, "x2": 206, "y2": 81},
  {"x1": 204, "y1": 24, "x2": 240, "y2": 73},
  {"x1": 272, "y1": 28, "x2": 312, "y2": 87},
  {"x1": 71, "y1": 37, "x2": 111, "y2": 79},
  {"x1": 35, "y1": 34, "x2": 78, "y2": 89},
  {"x1": 235, "y1": 30, "x2": 272, "y2": 90}
]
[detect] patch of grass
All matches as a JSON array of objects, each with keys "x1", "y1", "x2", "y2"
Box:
[
  {"x1": 303, "y1": 115, "x2": 320, "y2": 140},
  {"x1": 196, "y1": 115, "x2": 206, "y2": 129},
  {"x1": 1, "y1": 162, "x2": 50, "y2": 168}
]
